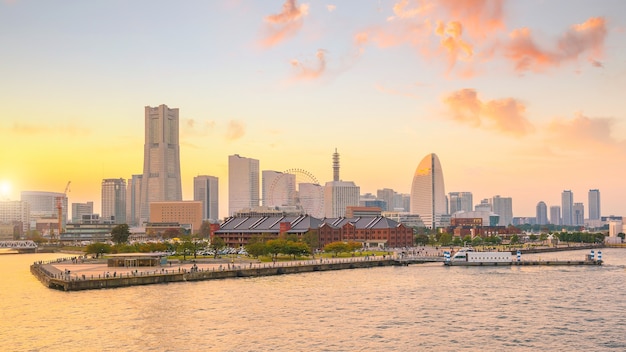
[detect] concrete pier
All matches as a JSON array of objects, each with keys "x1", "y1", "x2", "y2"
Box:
[{"x1": 31, "y1": 257, "x2": 407, "y2": 291}]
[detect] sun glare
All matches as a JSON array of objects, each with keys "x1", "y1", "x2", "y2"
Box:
[{"x1": 0, "y1": 181, "x2": 11, "y2": 199}]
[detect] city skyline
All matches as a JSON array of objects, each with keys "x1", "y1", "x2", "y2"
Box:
[{"x1": 1, "y1": 1, "x2": 625, "y2": 219}]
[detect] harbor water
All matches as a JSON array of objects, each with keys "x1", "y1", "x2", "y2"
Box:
[{"x1": 2, "y1": 248, "x2": 626, "y2": 351}]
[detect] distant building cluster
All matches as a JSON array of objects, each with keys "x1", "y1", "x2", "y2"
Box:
[{"x1": 2, "y1": 104, "x2": 621, "y2": 244}]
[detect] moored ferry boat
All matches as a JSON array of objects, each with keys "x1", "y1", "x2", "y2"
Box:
[{"x1": 445, "y1": 248, "x2": 512, "y2": 266}]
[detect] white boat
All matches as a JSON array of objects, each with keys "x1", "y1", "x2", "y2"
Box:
[{"x1": 445, "y1": 248, "x2": 512, "y2": 266}]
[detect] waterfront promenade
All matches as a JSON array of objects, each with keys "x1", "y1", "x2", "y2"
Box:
[{"x1": 31, "y1": 244, "x2": 604, "y2": 291}]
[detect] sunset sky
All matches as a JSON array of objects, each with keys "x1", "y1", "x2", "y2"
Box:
[{"x1": 1, "y1": 0, "x2": 625, "y2": 220}]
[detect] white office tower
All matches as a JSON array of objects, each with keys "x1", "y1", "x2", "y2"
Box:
[
  {"x1": 410, "y1": 153, "x2": 446, "y2": 229},
  {"x1": 323, "y1": 149, "x2": 359, "y2": 218},
  {"x1": 491, "y1": 195, "x2": 513, "y2": 226},
  {"x1": 139, "y1": 105, "x2": 182, "y2": 225},
  {"x1": 194, "y1": 175, "x2": 219, "y2": 221},
  {"x1": 126, "y1": 174, "x2": 142, "y2": 227},
  {"x1": 228, "y1": 154, "x2": 260, "y2": 216},
  {"x1": 262, "y1": 170, "x2": 296, "y2": 207},
  {"x1": 21, "y1": 191, "x2": 67, "y2": 226},
  {"x1": 561, "y1": 190, "x2": 573, "y2": 226},
  {"x1": 588, "y1": 189, "x2": 601, "y2": 220},
  {"x1": 101, "y1": 178, "x2": 127, "y2": 224},
  {"x1": 449, "y1": 192, "x2": 473, "y2": 214}
]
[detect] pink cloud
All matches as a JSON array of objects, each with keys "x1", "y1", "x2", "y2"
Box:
[
  {"x1": 260, "y1": 0, "x2": 309, "y2": 48},
  {"x1": 438, "y1": 0, "x2": 505, "y2": 38},
  {"x1": 443, "y1": 88, "x2": 534, "y2": 137},
  {"x1": 226, "y1": 120, "x2": 246, "y2": 141},
  {"x1": 290, "y1": 49, "x2": 327, "y2": 80},
  {"x1": 546, "y1": 113, "x2": 622, "y2": 151},
  {"x1": 505, "y1": 17, "x2": 607, "y2": 72}
]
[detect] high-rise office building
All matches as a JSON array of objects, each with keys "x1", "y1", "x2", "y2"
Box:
[
  {"x1": 410, "y1": 153, "x2": 446, "y2": 229},
  {"x1": 573, "y1": 202, "x2": 584, "y2": 226},
  {"x1": 194, "y1": 175, "x2": 219, "y2": 221},
  {"x1": 228, "y1": 154, "x2": 260, "y2": 216},
  {"x1": 588, "y1": 189, "x2": 601, "y2": 220},
  {"x1": 324, "y1": 181, "x2": 360, "y2": 218},
  {"x1": 377, "y1": 188, "x2": 396, "y2": 212},
  {"x1": 449, "y1": 192, "x2": 473, "y2": 214},
  {"x1": 71, "y1": 202, "x2": 94, "y2": 223},
  {"x1": 491, "y1": 195, "x2": 513, "y2": 226},
  {"x1": 298, "y1": 183, "x2": 324, "y2": 218},
  {"x1": 262, "y1": 170, "x2": 296, "y2": 207},
  {"x1": 126, "y1": 174, "x2": 142, "y2": 227},
  {"x1": 323, "y1": 149, "x2": 359, "y2": 217},
  {"x1": 561, "y1": 190, "x2": 573, "y2": 226},
  {"x1": 102, "y1": 178, "x2": 126, "y2": 224},
  {"x1": 139, "y1": 105, "x2": 182, "y2": 225},
  {"x1": 536, "y1": 201, "x2": 548, "y2": 225},
  {"x1": 0, "y1": 200, "x2": 30, "y2": 233},
  {"x1": 550, "y1": 206, "x2": 561, "y2": 225},
  {"x1": 21, "y1": 191, "x2": 67, "y2": 226}
]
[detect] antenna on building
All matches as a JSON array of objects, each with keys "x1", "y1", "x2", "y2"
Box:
[{"x1": 333, "y1": 148, "x2": 340, "y2": 182}]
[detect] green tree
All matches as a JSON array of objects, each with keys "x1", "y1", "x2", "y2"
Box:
[
  {"x1": 529, "y1": 234, "x2": 538, "y2": 242},
  {"x1": 85, "y1": 242, "x2": 112, "y2": 257},
  {"x1": 453, "y1": 237, "x2": 462, "y2": 246},
  {"x1": 26, "y1": 230, "x2": 46, "y2": 245},
  {"x1": 618, "y1": 233, "x2": 625, "y2": 240},
  {"x1": 510, "y1": 234, "x2": 520, "y2": 245},
  {"x1": 210, "y1": 236, "x2": 226, "y2": 258},
  {"x1": 324, "y1": 241, "x2": 349, "y2": 257},
  {"x1": 266, "y1": 239, "x2": 288, "y2": 260},
  {"x1": 415, "y1": 234, "x2": 429, "y2": 246},
  {"x1": 245, "y1": 241, "x2": 268, "y2": 258},
  {"x1": 111, "y1": 224, "x2": 131, "y2": 245},
  {"x1": 439, "y1": 233, "x2": 452, "y2": 246},
  {"x1": 199, "y1": 220, "x2": 212, "y2": 239},
  {"x1": 471, "y1": 236, "x2": 483, "y2": 247},
  {"x1": 347, "y1": 241, "x2": 363, "y2": 252},
  {"x1": 284, "y1": 241, "x2": 310, "y2": 259},
  {"x1": 179, "y1": 236, "x2": 197, "y2": 260},
  {"x1": 302, "y1": 231, "x2": 319, "y2": 252}
]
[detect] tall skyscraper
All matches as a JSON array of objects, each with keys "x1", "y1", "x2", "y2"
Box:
[
  {"x1": 126, "y1": 174, "x2": 142, "y2": 227},
  {"x1": 193, "y1": 175, "x2": 219, "y2": 221},
  {"x1": 561, "y1": 190, "x2": 573, "y2": 226},
  {"x1": 102, "y1": 178, "x2": 126, "y2": 224},
  {"x1": 324, "y1": 149, "x2": 360, "y2": 217},
  {"x1": 262, "y1": 170, "x2": 296, "y2": 207},
  {"x1": 536, "y1": 201, "x2": 548, "y2": 225},
  {"x1": 588, "y1": 189, "x2": 601, "y2": 220},
  {"x1": 491, "y1": 195, "x2": 513, "y2": 226},
  {"x1": 410, "y1": 153, "x2": 446, "y2": 229},
  {"x1": 550, "y1": 206, "x2": 561, "y2": 225},
  {"x1": 573, "y1": 202, "x2": 584, "y2": 226},
  {"x1": 139, "y1": 105, "x2": 182, "y2": 225},
  {"x1": 228, "y1": 154, "x2": 260, "y2": 216},
  {"x1": 449, "y1": 192, "x2": 473, "y2": 214}
]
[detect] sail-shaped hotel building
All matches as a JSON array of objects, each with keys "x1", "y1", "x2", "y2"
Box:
[{"x1": 410, "y1": 153, "x2": 446, "y2": 229}]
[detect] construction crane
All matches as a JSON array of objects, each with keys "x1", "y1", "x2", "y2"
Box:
[{"x1": 54, "y1": 181, "x2": 71, "y2": 243}]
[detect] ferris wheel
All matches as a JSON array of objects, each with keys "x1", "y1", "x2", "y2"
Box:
[{"x1": 267, "y1": 168, "x2": 324, "y2": 217}]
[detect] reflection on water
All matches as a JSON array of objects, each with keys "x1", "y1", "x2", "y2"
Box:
[{"x1": 2, "y1": 249, "x2": 626, "y2": 351}]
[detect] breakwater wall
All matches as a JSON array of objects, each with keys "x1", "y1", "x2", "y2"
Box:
[{"x1": 31, "y1": 258, "x2": 398, "y2": 291}]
